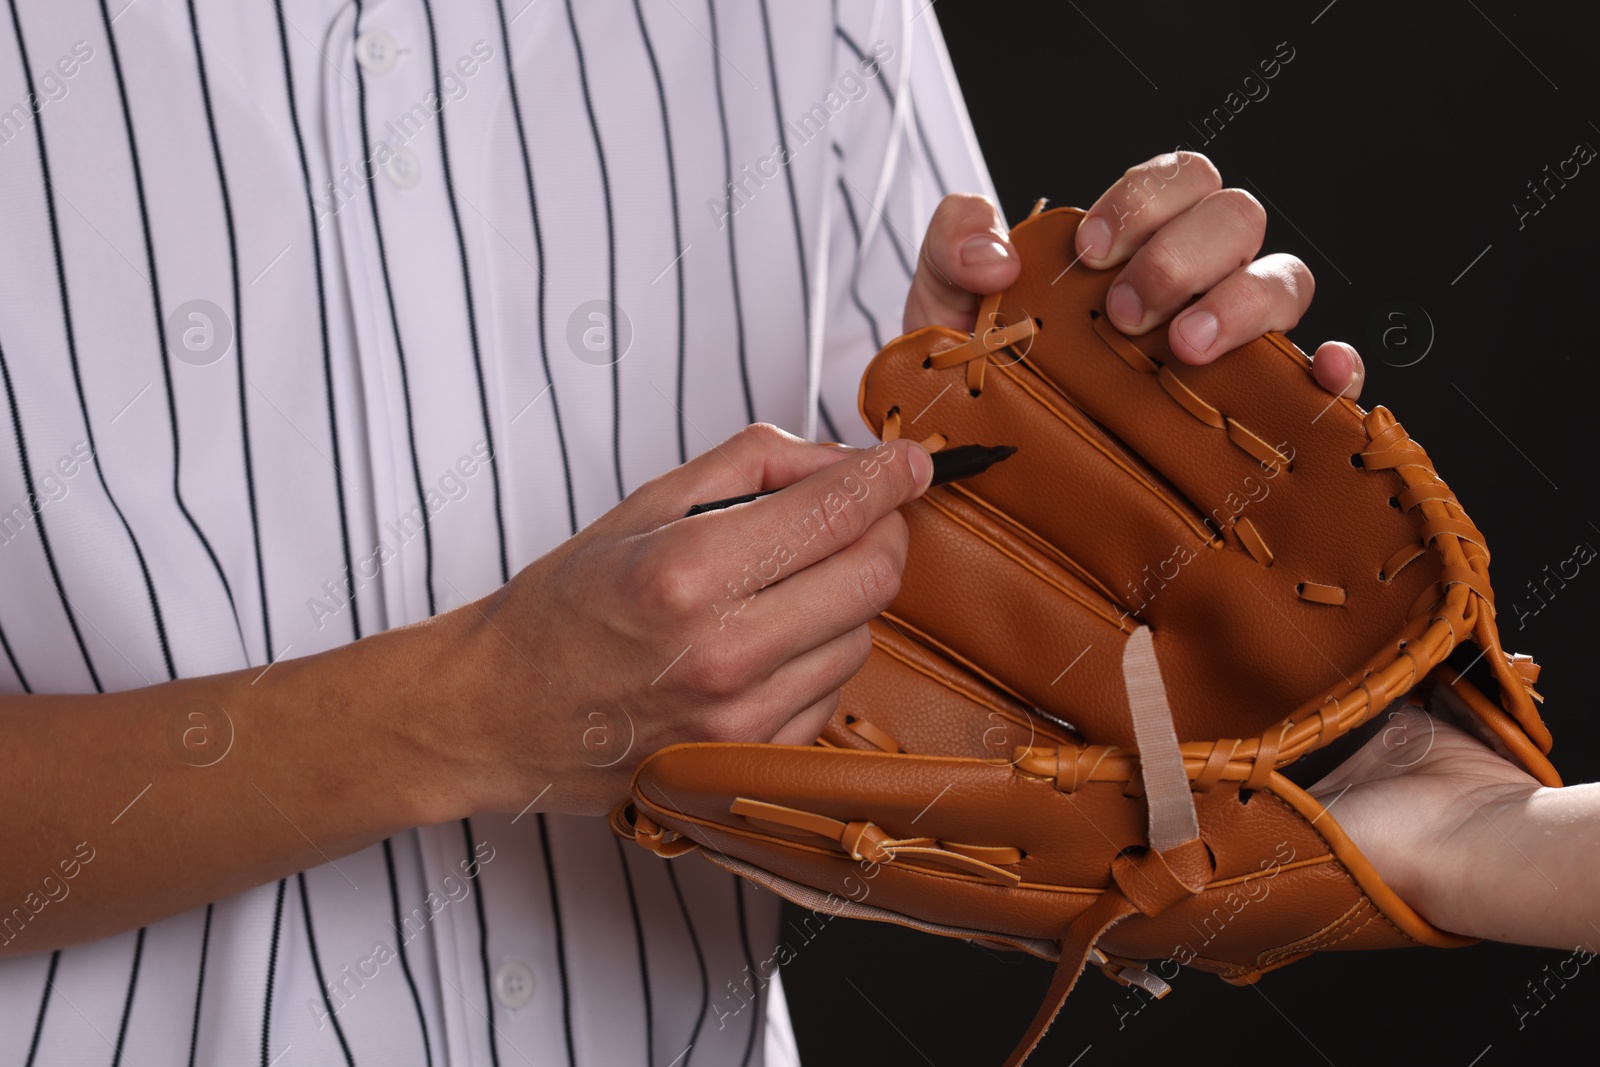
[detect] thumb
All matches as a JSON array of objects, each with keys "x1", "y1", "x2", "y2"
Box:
[{"x1": 903, "y1": 193, "x2": 1021, "y2": 334}]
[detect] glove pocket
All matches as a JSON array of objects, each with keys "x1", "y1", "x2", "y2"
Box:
[
  {"x1": 860, "y1": 324, "x2": 1216, "y2": 589},
  {"x1": 830, "y1": 615, "x2": 1079, "y2": 759},
  {"x1": 886, "y1": 484, "x2": 1142, "y2": 744}
]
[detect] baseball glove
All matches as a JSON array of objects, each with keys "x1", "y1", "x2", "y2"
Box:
[{"x1": 611, "y1": 203, "x2": 1561, "y2": 1065}]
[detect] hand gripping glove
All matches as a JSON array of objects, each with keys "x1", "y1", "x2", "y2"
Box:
[{"x1": 611, "y1": 203, "x2": 1561, "y2": 1065}]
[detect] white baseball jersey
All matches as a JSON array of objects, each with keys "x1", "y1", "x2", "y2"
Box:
[{"x1": 0, "y1": 0, "x2": 992, "y2": 1063}]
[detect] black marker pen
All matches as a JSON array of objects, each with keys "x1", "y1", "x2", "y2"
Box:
[{"x1": 684, "y1": 443, "x2": 1017, "y2": 517}]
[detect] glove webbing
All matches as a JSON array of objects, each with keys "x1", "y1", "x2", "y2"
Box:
[{"x1": 1004, "y1": 627, "x2": 1210, "y2": 1067}]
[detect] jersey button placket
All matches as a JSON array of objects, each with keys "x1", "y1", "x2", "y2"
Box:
[
  {"x1": 493, "y1": 960, "x2": 537, "y2": 1010},
  {"x1": 384, "y1": 145, "x2": 423, "y2": 189},
  {"x1": 356, "y1": 27, "x2": 399, "y2": 74}
]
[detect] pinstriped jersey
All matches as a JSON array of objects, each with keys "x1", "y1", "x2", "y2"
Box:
[{"x1": 0, "y1": 0, "x2": 992, "y2": 1062}]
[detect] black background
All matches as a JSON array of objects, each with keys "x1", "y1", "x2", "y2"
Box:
[{"x1": 782, "y1": 2, "x2": 1599, "y2": 1063}]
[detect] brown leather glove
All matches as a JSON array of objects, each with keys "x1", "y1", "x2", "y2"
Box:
[{"x1": 612, "y1": 203, "x2": 1561, "y2": 1066}]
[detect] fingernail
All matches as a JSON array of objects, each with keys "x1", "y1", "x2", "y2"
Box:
[
  {"x1": 960, "y1": 235, "x2": 1010, "y2": 267},
  {"x1": 1177, "y1": 310, "x2": 1219, "y2": 360},
  {"x1": 906, "y1": 443, "x2": 933, "y2": 490},
  {"x1": 1078, "y1": 216, "x2": 1112, "y2": 262},
  {"x1": 1345, "y1": 349, "x2": 1366, "y2": 398},
  {"x1": 1107, "y1": 283, "x2": 1143, "y2": 330}
]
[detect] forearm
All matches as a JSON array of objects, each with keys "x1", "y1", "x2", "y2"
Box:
[
  {"x1": 0, "y1": 427, "x2": 933, "y2": 956},
  {"x1": 1428, "y1": 782, "x2": 1600, "y2": 950},
  {"x1": 0, "y1": 610, "x2": 482, "y2": 958}
]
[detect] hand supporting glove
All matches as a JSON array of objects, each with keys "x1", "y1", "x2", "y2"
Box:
[{"x1": 615, "y1": 204, "x2": 1559, "y2": 1066}]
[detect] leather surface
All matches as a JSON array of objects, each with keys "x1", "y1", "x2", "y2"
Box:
[
  {"x1": 617, "y1": 204, "x2": 1559, "y2": 1062},
  {"x1": 628, "y1": 741, "x2": 1465, "y2": 960},
  {"x1": 818, "y1": 617, "x2": 1080, "y2": 758},
  {"x1": 858, "y1": 209, "x2": 1537, "y2": 751}
]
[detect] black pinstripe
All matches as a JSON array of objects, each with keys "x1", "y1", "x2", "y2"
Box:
[
  {"x1": 562, "y1": 0, "x2": 624, "y2": 500},
  {"x1": 822, "y1": 9, "x2": 862, "y2": 444},
  {"x1": 835, "y1": 173, "x2": 885, "y2": 350},
  {"x1": 181, "y1": 20, "x2": 346, "y2": 1054},
  {"x1": 817, "y1": 400, "x2": 843, "y2": 442},
  {"x1": 705, "y1": 0, "x2": 756, "y2": 425},
  {"x1": 912, "y1": 105, "x2": 950, "y2": 197},
  {"x1": 2, "y1": 325, "x2": 101, "y2": 1067},
  {"x1": 185, "y1": 0, "x2": 272, "y2": 663},
  {"x1": 831, "y1": 28, "x2": 893, "y2": 98},
  {"x1": 538, "y1": 813, "x2": 576, "y2": 1067},
  {"x1": 614, "y1": 837, "x2": 656, "y2": 1067},
  {"x1": 273, "y1": 0, "x2": 362, "y2": 642},
  {"x1": 756, "y1": 0, "x2": 812, "y2": 352},
  {"x1": 461, "y1": 818, "x2": 502, "y2": 1067},
  {"x1": 96, "y1": 0, "x2": 243, "y2": 677},
  {"x1": 8, "y1": 0, "x2": 169, "y2": 691},
  {"x1": 865, "y1": 197, "x2": 917, "y2": 282},
  {"x1": 297, "y1": 872, "x2": 357, "y2": 1066},
  {"x1": 666, "y1": 861, "x2": 709, "y2": 1067},
  {"x1": 630, "y1": 0, "x2": 690, "y2": 467},
  {"x1": 0, "y1": 336, "x2": 97, "y2": 690},
  {"x1": 0, "y1": 617, "x2": 27, "y2": 691},
  {"x1": 838, "y1": 170, "x2": 916, "y2": 283},
  {"x1": 834, "y1": 24, "x2": 952, "y2": 198},
  {"x1": 838, "y1": 129, "x2": 917, "y2": 449},
  {"x1": 733, "y1": 879, "x2": 760, "y2": 1067},
  {"x1": 352, "y1": 0, "x2": 437, "y2": 617},
  {"x1": 420, "y1": 0, "x2": 510, "y2": 584},
  {"x1": 827, "y1": 27, "x2": 920, "y2": 280},
  {"x1": 383, "y1": 839, "x2": 434, "y2": 1067},
  {"x1": 0, "y1": 4, "x2": 971, "y2": 1060},
  {"x1": 277, "y1": 7, "x2": 432, "y2": 1057},
  {"x1": 22, "y1": 950, "x2": 58, "y2": 1067},
  {"x1": 110, "y1": 926, "x2": 146, "y2": 1066},
  {"x1": 491, "y1": 0, "x2": 579, "y2": 537},
  {"x1": 261, "y1": 877, "x2": 287, "y2": 1067},
  {"x1": 185, "y1": 903, "x2": 213, "y2": 1067}
]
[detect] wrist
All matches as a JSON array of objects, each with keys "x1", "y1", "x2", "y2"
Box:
[
  {"x1": 1413, "y1": 781, "x2": 1543, "y2": 939},
  {"x1": 290, "y1": 609, "x2": 495, "y2": 828},
  {"x1": 380, "y1": 593, "x2": 574, "y2": 820}
]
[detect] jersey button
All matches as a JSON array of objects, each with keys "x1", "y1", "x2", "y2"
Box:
[
  {"x1": 384, "y1": 145, "x2": 422, "y2": 189},
  {"x1": 494, "y1": 960, "x2": 536, "y2": 1010},
  {"x1": 356, "y1": 28, "x2": 399, "y2": 74}
]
